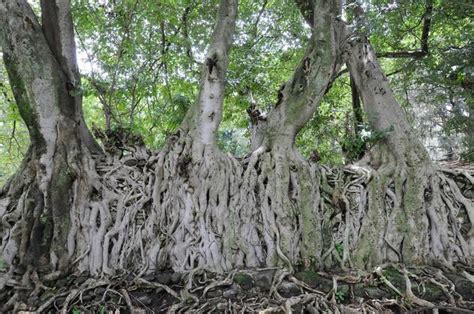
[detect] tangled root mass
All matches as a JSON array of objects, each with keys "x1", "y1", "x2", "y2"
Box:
[{"x1": 0, "y1": 134, "x2": 472, "y2": 312}]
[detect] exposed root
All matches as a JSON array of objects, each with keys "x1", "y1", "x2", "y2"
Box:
[
  {"x1": 0, "y1": 137, "x2": 472, "y2": 310},
  {"x1": 60, "y1": 279, "x2": 108, "y2": 314},
  {"x1": 135, "y1": 277, "x2": 181, "y2": 300},
  {"x1": 2, "y1": 264, "x2": 470, "y2": 312}
]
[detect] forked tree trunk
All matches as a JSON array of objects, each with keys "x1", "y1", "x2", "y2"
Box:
[
  {"x1": 0, "y1": 0, "x2": 98, "y2": 277},
  {"x1": 0, "y1": 0, "x2": 472, "y2": 309}
]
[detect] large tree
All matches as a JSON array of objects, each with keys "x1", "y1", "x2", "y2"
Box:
[{"x1": 0, "y1": 0, "x2": 472, "y2": 311}]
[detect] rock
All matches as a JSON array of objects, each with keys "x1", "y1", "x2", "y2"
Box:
[
  {"x1": 295, "y1": 271, "x2": 332, "y2": 292},
  {"x1": 171, "y1": 272, "x2": 182, "y2": 284},
  {"x1": 207, "y1": 288, "x2": 223, "y2": 298},
  {"x1": 123, "y1": 159, "x2": 138, "y2": 166},
  {"x1": 382, "y1": 266, "x2": 405, "y2": 291},
  {"x1": 136, "y1": 294, "x2": 152, "y2": 305},
  {"x1": 95, "y1": 287, "x2": 106, "y2": 295},
  {"x1": 217, "y1": 302, "x2": 227, "y2": 310},
  {"x1": 464, "y1": 189, "x2": 473, "y2": 199},
  {"x1": 80, "y1": 294, "x2": 93, "y2": 302},
  {"x1": 233, "y1": 272, "x2": 255, "y2": 290},
  {"x1": 55, "y1": 278, "x2": 68, "y2": 287},
  {"x1": 277, "y1": 282, "x2": 300, "y2": 298},
  {"x1": 445, "y1": 273, "x2": 474, "y2": 301},
  {"x1": 155, "y1": 272, "x2": 172, "y2": 285},
  {"x1": 353, "y1": 284, "x2": 395, "y2": 300},
  {"x1": 75, "y1": 275, "x2": 89, "y2": 285},
  {"x1": 295, "y1": 271, "x2": 320, "y2": 288},
  {"x1": 223, "y1": 284, "x2": 240, "y2": 300},
  {"x1": 414, "y1": 282, "x2": 446, "y2": 302},
  {"x1": 254, "y1": 269, "x2": 276, "y2": 291},
  {"x1": 142, "y1": 274, "x2": 155, "y2": 282}
]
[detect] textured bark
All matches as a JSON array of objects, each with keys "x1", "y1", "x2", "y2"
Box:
[
  {"x1": 347, "y1": 38, "x2": 429, "y2": 167},
  {"x1": 181, "y1": 0, "x2": 238, "y2": 156},
  {"x1": 254, "y1": 0, "x2": 344, "y2": 150},
  {"x1": 0, "y1": 0, "x2": 95, "y2": 275},
  {"x1": 345, "y1": 28, "x2": 473, "y2": 267},
  {"x1": 40, "y1": 0, "x2": 102, "y2": 154}
]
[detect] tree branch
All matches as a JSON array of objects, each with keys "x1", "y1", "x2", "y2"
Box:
[
  {"x1": 294, "y1": 0, "x2": 315, "y2": 27},
  {"x1": 40, "y1": 0, "x2": 79, "y2": 86},
  {"x1": 377, "y1": 0, "x2": 433, "y2": 59}
]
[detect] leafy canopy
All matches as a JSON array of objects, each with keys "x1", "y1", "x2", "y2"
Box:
[{"x1": 0, "y1": 0, "x2": 472, "y2": 184}]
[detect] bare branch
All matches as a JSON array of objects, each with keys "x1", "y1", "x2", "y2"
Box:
[{"x1": 377, "y1": 0, "x2": 433, "y2": 59}]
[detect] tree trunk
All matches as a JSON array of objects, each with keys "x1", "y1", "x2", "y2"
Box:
[
  {"x1": 345, "y1": 27, "x2": 473, "y2": 268},
  {"x1": 0, "y1": 0, "x2": 97, "y2": 278},
  {"x1": 40, "y1": 0, "x2": 102, "y2": 155}
]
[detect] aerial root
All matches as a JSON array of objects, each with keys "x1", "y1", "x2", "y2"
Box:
[{"x1": 60, "y1": 279, "x2": 109, "y2": 314}]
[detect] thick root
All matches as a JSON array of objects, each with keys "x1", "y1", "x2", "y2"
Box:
[{"x1": 0, "y1": 136, "x2": 472, "y2": 309}]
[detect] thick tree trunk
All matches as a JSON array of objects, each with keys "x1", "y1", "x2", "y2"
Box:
[
  {"x1": 40, "y1": 0, "x2": 102, "y2": 155},
  {"x1": 0, "y1": 0, "x2": 96, "y2": 278},
  {"x1": 345, "y1": 30, "x2": 473, "y2": 268}
]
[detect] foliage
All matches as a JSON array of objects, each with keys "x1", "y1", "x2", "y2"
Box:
[
  {"x1": 367, "y1": 0, "x2": 473, "y2": 160},
  {"x1": 0, "y1": 0, "x2": 472, "y2": 186},
  {"x1": 335, "y1": 242, "x2": 344, "y2": 258},
  {"x1": 0, "y1": 60, "x2": 29, "y2": 186},
  {"x1": 341, "y1": 124, "x2": 394, "y2": 162},
  {"x1": 335, "y1": 290, "x2": 346, "y2": 303}
]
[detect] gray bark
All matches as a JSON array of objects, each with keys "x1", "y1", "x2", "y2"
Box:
[
  {"x1": 0, "y1": 0, "x2": 471, "y2": 302},
  {"x1": 40, "y1": 0, "x2": 102, "y2": 154},
  {"x1": 181, "y1": 0, "x2": 238, "y2": 157},
  {"x1": 252, "y1": 0, "x2": 344, "y2": 150},
  {"x1": 343, "y1": 4, "x2": 473, "y2": 267},
  {"x1": 0, "y1": 0, "x2": 95, "y2": 273},
  {"x1": 347, "y1": 37, "x2": 430, "y2": 167}
]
